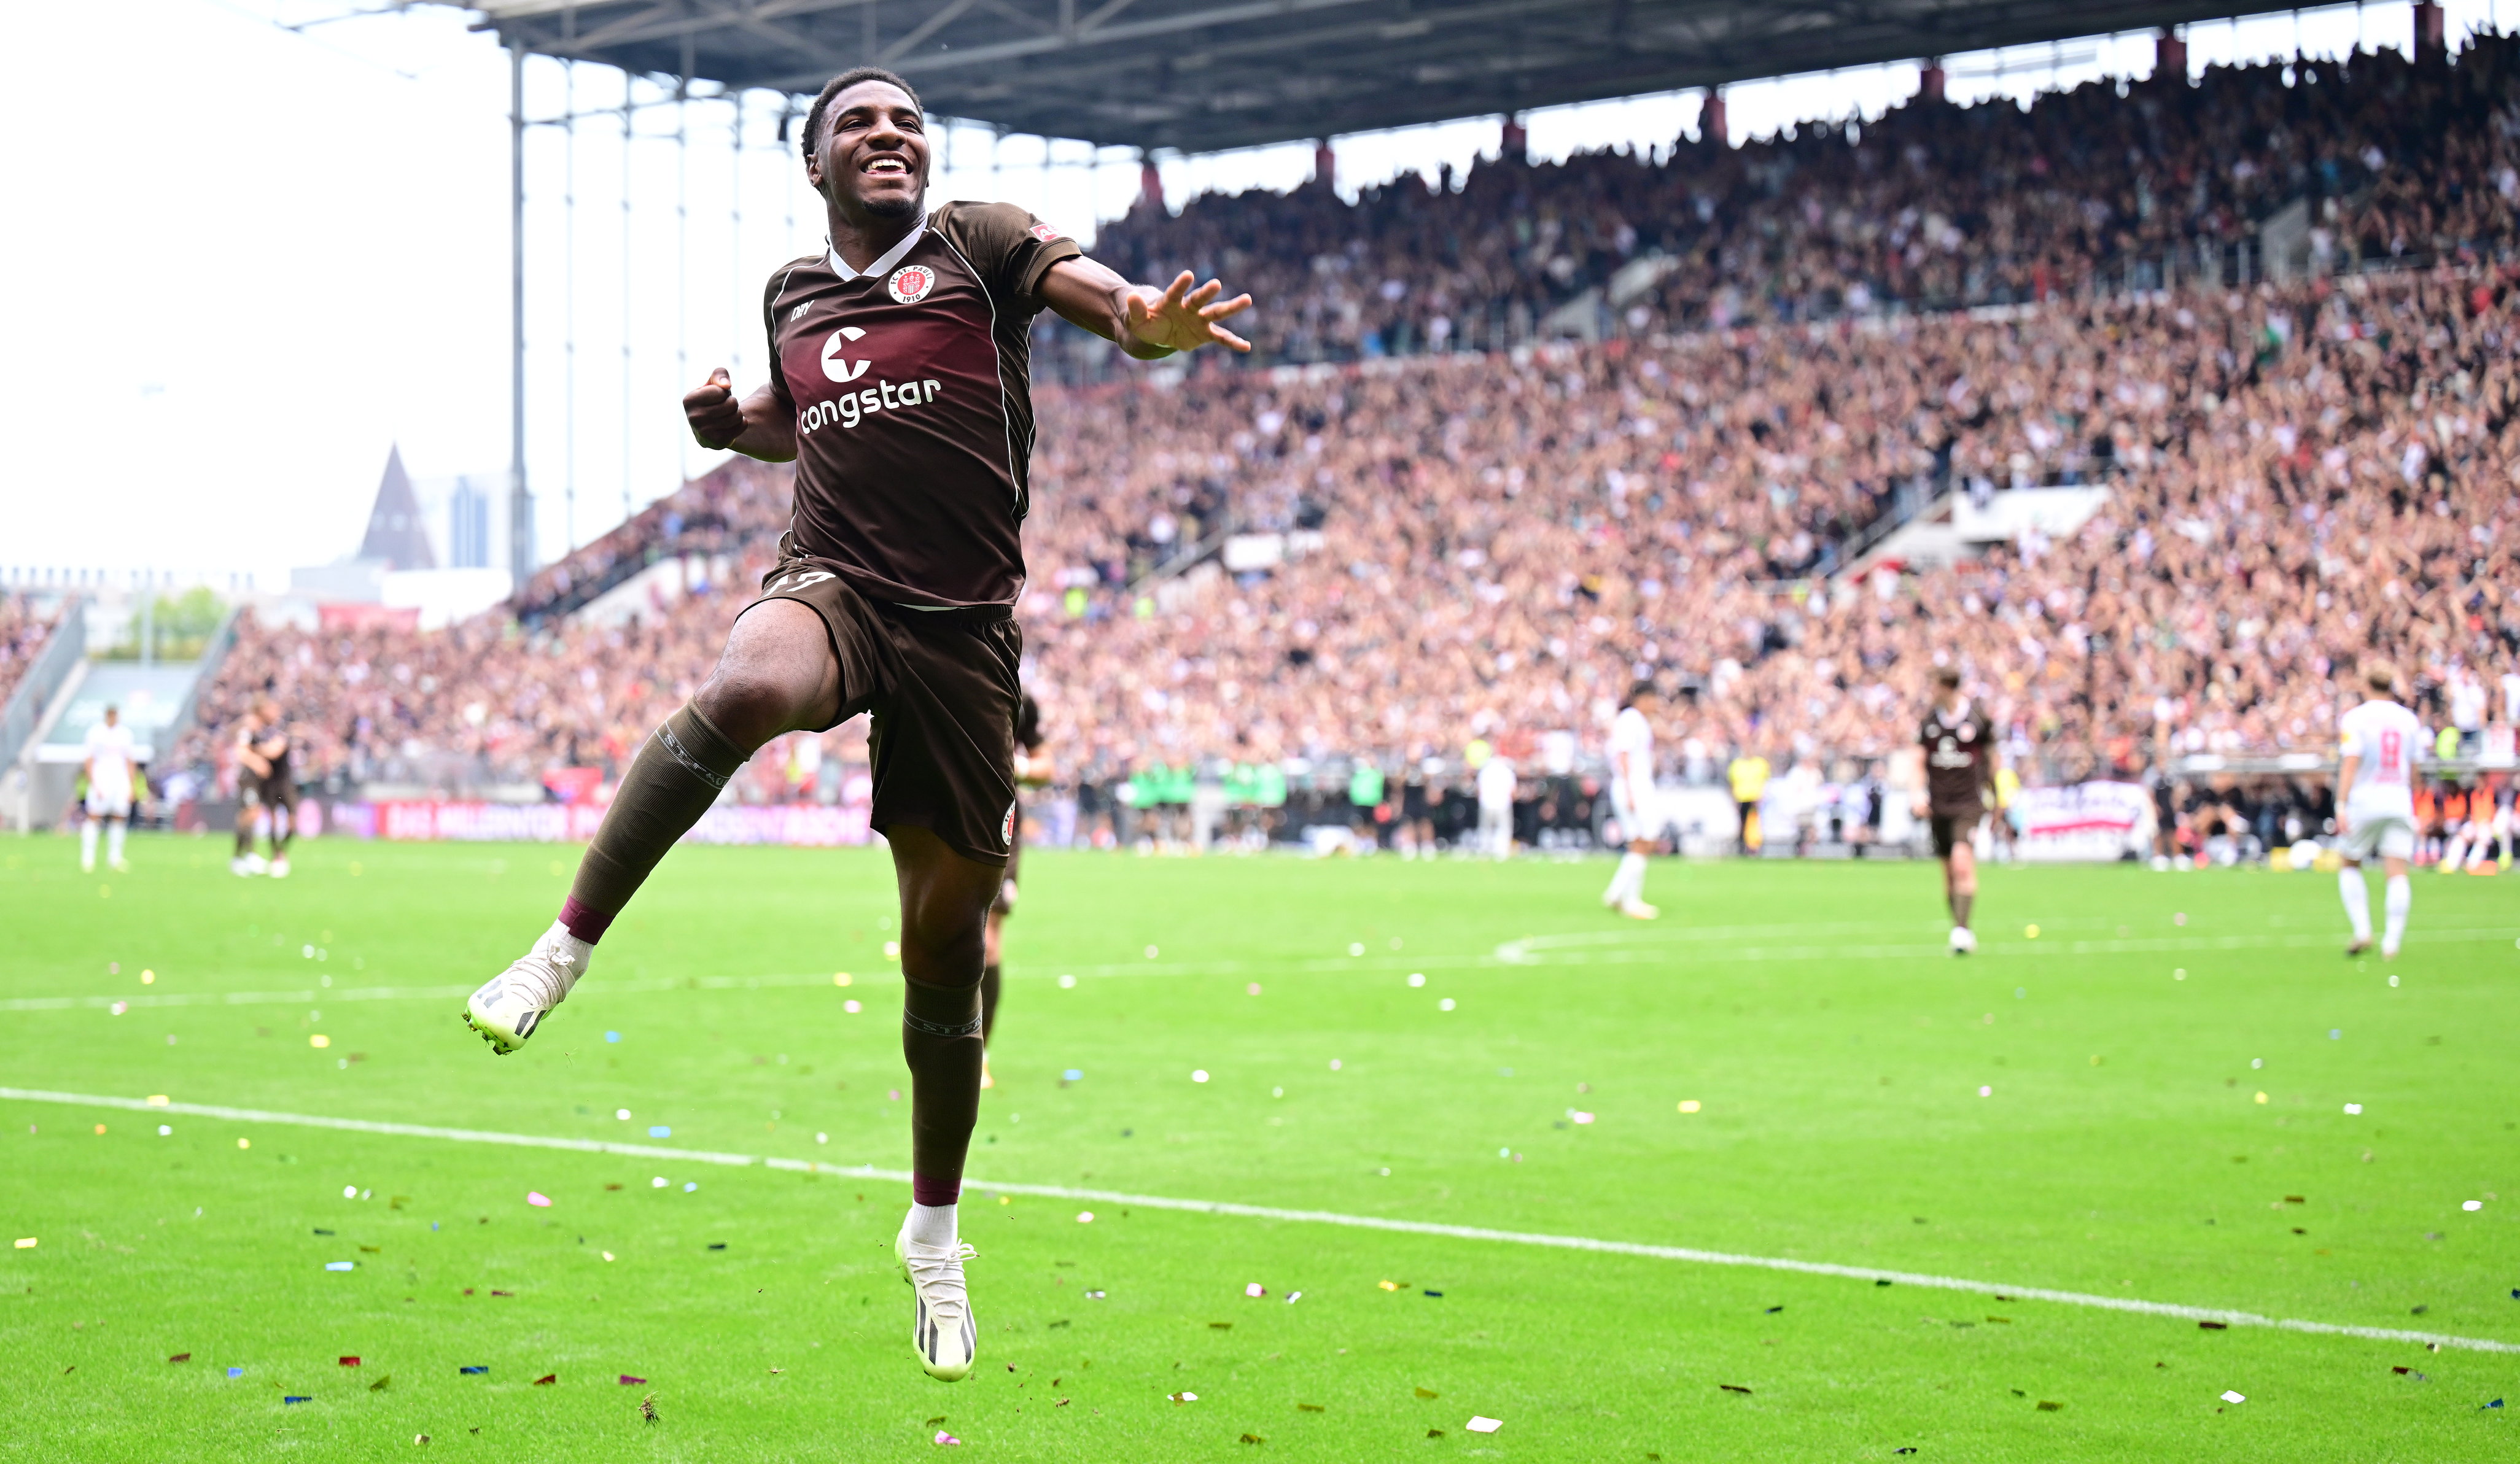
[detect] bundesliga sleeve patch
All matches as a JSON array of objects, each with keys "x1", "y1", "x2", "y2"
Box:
[
  {"x1": 1029, "y1": 222, "x2": 1064, "y2": 243},
  {"x1": 887, "y1": 264, "x2": 936, "y2": 304}
]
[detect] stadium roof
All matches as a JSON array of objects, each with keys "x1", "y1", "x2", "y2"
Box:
[{"x1": 454, "y1": 0, "x2": 2265, "y2": 154}]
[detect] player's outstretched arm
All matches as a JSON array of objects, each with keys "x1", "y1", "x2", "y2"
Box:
[
  {"x1": 684, "y1": 367, "x2": 798, "y2": 462},
  {"x1": 1040, "y1": 258, "x2": 1251, "y2": 360}
]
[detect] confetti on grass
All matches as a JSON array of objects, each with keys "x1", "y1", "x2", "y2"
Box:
[
  {"x1": 620, "y1": 1375, "x2": 647, "y2": 1385},
  {"x1": 1720, "y1": 1384, "x2": 1752, "y2": 1395},
  {"x1": 1466, "y1": 1417, "x2": 1503, "y2": 1433},
  {"x1": 461, "y1": 1366, "x2": 488, "y2": 1375},
  {"x1": 934, "y1": 1430, "x2": 961, "y2": 1445},
  {"x1": 339, "y1": 1356, "x2": 360, "y2": 1367},
  {"x1": 2221, "y1": 1391, "x2": 2246, "y2": 1404},
  {"x1": 535, "y1": 1374, "x2": 557, "y2": 1386},
  {"x1": 168, "y1": 1354, "x2": 190, "y2": 1364}
]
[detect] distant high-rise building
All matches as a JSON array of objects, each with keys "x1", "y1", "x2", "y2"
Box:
[
  {"x1": 448, "y1": 479, "x2": 491, "y2": 570},
  {"x1": 357, "y1": 445, "x2": 436, "y2": 571}
]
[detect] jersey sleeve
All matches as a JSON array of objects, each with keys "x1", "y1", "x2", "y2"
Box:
[
  {"x1": 2337, "y1": 712, "x2": 2363, "y2": 761},
  {"x1": 935, "y1": 201, "x2": 1083, "y2": 313},
  {"x1": 762, "y1": 264, "x2": 799, "y2": 411}
]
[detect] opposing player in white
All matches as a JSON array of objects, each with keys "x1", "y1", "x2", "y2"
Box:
[
  {"x1": 1476, "y1": 751, "x2": 1517, "y2": 861},
  {"x1": 80, "y1": 705, "x2": 141, "y2": 874},
  {"x1": 2335, "y1": 662, "x2": 2424, "y2": 959},
  {"x1": 1601, "y1": 681, "x2": 1664, "y2": 919}
]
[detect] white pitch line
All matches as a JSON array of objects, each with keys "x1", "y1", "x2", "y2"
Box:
[
  {"x1": 4, "y1": 1085, "x2": 2510, "y2": 1357},
  {"x1": 10, "y1": 923, "x2": 2515, "y2": 1013}
]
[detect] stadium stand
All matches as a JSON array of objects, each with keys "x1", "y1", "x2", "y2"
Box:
[
  {"x1": 1080, "y1": 37, "x2": 2520, "y2": 362},
  {"x1": 178, "y1": 37, "x2": 2520, "y2": 837},
  {"x1": 0, "y1": 595, "x2": 64, "y2": 711}
]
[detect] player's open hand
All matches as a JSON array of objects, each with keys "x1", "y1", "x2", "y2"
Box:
[
  {"x1": 1126, "y1": 271, "x2": 1253, "y2": 354},
  {"x1": 684, "y1": 368, "x2": 745, "y2": 451}
]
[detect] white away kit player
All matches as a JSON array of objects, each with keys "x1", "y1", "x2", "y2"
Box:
[
  {"x1": 2336, "y1": 662, "x2": 2423, "y2": 959},
  {"x1": 1601, "y1": 681, "x2": 1664, "y2": 919},
  {"x1": 81, "y1": 705, "x2": 140, "y2": 873}
]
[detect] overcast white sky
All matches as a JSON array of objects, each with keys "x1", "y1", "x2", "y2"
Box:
[{"x1": 0, "y1": 0, "x2": 2491, "y2": 587}]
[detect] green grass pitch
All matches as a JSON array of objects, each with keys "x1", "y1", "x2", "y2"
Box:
[{"x1": 1, "y1": 834, "x2": 2514, "y2": 1460}]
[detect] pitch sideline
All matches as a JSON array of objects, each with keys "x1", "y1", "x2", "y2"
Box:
[{"x1": 4, "y1": 1085, "x2": 2510, "y2": 1357}]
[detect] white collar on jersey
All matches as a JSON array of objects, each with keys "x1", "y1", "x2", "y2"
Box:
[{"x1": 827, "y1": 211, "x2": 928, "y2": 281}]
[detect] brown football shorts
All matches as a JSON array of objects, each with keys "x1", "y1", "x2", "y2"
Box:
[{"x1": 748, "y1": 560, "x2": 1021, "y2": 868}]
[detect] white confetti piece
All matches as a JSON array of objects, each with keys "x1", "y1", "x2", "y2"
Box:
[
  {"x1": 1077, "y1": 1211, "x2": 1095, "y2": 1224},
  {"x1": 2343, "y1": 1104, "x2": 2362, "y2": 1115},
  {"x1": 2220, "y1": 1390, "x2": 2245, "y2": 1404},
  {"x1": 1246, "y1": 1283, "x2": 1266, "y2": 1297},
  {"x1": 1192, "y1": 1070, "x2": 1210, "y2": 1083},
  {"x1": 1466, "y1": 1416, "x2": 1503, "y2": 1433},
  {"x1": 527, "y1": 1191, "x2": 553, "y2": 1208}
]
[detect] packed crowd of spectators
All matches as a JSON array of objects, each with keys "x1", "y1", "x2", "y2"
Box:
[
  {"x1": 1082, "y1": 34, "x2": 2520, "y2": 360},
  {"x1": 177, "y1": 39, "x2": 2520, "y2": 818},
  {"x1": 508, "y1": 459, "x2": 793, "y2": 624},
  {"x1": 0, "y1": 594, "x2": 64, "y2": 710}
]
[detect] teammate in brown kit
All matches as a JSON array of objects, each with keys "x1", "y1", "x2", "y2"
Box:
[
  {"x1": 1915, "y1": 665, "x2": 2001, "y2": 953},
  {"x1": 461, "y1": 67, "x2": 1251, "y2": 1382}
]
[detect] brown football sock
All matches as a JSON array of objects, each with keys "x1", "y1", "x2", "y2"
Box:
[
  {"x1": 979, "y1": 962, "x2": 1002, "y2": 1045},
  {"x1": 902, "y1": 974, "x2": 984, "y2": 1206},
  {"x1": 559, "y1": 704, "x2": 746, "y2": 943},
  {"x1": 1952, "y1": 892, "x2": 1974, "y2": 928}
]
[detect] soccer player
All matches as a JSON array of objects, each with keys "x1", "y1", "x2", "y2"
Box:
[
  {"x1": 1915, "y1": 665, "x2": 1998, "y2": 954},
  {"x1": 978, "y1": 691, "x2": 1048, "y2": 1091},
  {"x1": 232, "y1": 699, "x2": 298, "y2": 878},
  {"x1": 1601, "y1": 681, "x2": 1662, "y2": 918},
  {"x1": 2336, "y1": 662, "x2": 2424, "y2": 957},
  {"x1": 1476, "y1": 748, "x2": 1517, "y2": 860},
  {"x1": 80, "y1": 704, "x2": 140, "y2": 873},
  {"x1": 461, "y1": 68, "x2": 1250, "y2": 1385},
  {"x1": 1727, "y1": 746, "x2": 1769, "y2": 854}
]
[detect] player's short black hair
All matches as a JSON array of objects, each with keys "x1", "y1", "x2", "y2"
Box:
[
  {"x1": 1933, "y1": 665, "x2": 1962, "y2": 689},
  {"x1": 802, "y1": 67, "x2": 924, "y2": 160},
  {"x1": 1625, "y1": 679, "x2": 1662, "y2": 707}
]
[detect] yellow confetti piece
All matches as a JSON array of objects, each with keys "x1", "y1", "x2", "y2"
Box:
[
  {"x1": 237, "y1": 1138, "x2": 252, "y2": 1150},
  {"x1": 1678, "y1": 1099, "x2": 1701, "y2": 1113},
  {"x1": 2024, "y1": 924, "x2": 2040, "y2": 939},
  {"x1": 833, "y1": 972, "x2": 852, "y2": 986},
  {"x1": 2254, "y1": 1091, "x2": 2269, "y2": 1104},
  {"x1": 146, "y1": 1095, "x2": 169, "y2": 1107},
  {"x1": 309, "y1": 1035, "x2": 331, "y2": 1050},
  {"x1": 12, "y1": 1237, "x2": 35, "y2": 1250}
]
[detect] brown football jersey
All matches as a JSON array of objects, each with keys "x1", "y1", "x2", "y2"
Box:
[
  {"x1": 764, "y1": 201, "x2": 1081, "y2": 609},
  {"x1": 1919, "y1": 699, "x2": 1994, "y2": 816}
]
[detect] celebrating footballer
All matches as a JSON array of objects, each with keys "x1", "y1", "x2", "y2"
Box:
[{"x1": 461, "y1": 66, "x2": 1251, "y2": 1384}]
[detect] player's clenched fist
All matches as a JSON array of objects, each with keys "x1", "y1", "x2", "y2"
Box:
[{"x1": 684, "y1": 367, "x2": 745, "y2": 451}]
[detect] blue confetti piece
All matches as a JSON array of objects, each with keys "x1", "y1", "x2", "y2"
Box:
[
  {"x1": 461, "y1": 1366, "x2": 488, "y2": 1375},
  {"x1": 648, "y1": 1126, "x2": 671, "y2": 1139},
  {"x1": 324, "y1": 1261, "x2": 354, "y2": 1272},
  {"x1": 227, "y1": 1367, "x2": 243, "y2": 1379},
  {"x1": 605, "y1": 1031, "x2": 621, "y2": 1043},
  {"x1": 1424, "y1": 1290, "x2": 1444, "y2": 1298},
  {"x1": 1064, "y1": 1069, "x2": 1084, "y2": 1081},
  {"x1": 283, "y1": 1395, "x2": 311, "y2": 1404},
  {"x1": 2487, "y1": 1399, "x2": 2506, "y2": 1410}
]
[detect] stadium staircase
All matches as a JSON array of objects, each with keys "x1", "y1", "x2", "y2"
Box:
[{"x1": 8, "y1": 605, "x2": 237, "y2": 833}]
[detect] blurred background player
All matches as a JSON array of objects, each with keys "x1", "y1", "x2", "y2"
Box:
[
  {"x1": 1476, "y1": 745, "x2": 1516, "y2": 860},
  {"x1": 1916, "y1": 665, "x2": 1998, "y2": 954},
  {"x1": 1727, "y1": 747, "x2": 1770, "y2": 855},
  {"x1": 2336, "y1": 662, "x2": 2423, "y2": 957},
  {"x1": 79, "y1": 704, "x2": 141, "y2": 874},
  {"x1": 979, "y1": 691, "x2": 1048, "y2": 1090},
  {"x1": 231, "y1": 699, "x2": 297, "y2": 878},
  {"x1": 1601, "y1": 681, "x2": 1663, "y2": 918}
]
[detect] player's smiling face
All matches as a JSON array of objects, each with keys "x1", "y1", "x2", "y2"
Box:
[{"x1": 808, "y1": 80, "x2": 929, "y2": 222}]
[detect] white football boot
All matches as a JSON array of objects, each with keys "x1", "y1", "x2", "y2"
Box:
[
  {"x1": 896, "y1": 1218, "x2": 978, "y2": 1381},
  {"x1": 464, "y1": 921, "x2": 590, "y2": 1055},
  {"x1": 1618, "y1": 899, "x2": 1660, "y2": 921},
  {"x1": 1949, "y1": 925, "x2": 1977, "y2": 955},
  {"x1": 268, "y1": 857, "x2": 290, "y2": 880}
]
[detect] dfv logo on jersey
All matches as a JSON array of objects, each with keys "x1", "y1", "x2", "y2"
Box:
[{"x1": 820, "y1": 325, "x2": 870, "y2": 382}]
